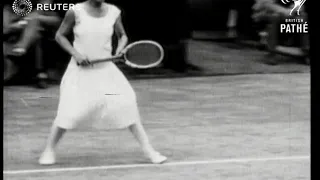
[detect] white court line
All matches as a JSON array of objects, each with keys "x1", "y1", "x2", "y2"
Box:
[
  {"x1": 3, "y1": 155, "x2": 310, "y2": 175},
  {"x1": 20, "y1": 98, "x2": 29, "y2": 107}
]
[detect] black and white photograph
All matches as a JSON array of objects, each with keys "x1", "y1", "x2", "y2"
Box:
[{"x1": 3, "y1": 0, "x2": 311, "y2": 179}]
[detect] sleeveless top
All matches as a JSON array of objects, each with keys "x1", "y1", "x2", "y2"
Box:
[{"x1": 72, "y1": 3, "x2": 121, "y2": 61}]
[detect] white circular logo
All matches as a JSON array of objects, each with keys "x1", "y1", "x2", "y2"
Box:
[
  {"x1": 280, "y1": 0, "x2": 306, "y2": 16},
  {"x1": 281, "y1": 0, "x2": 291, "y2": 4},
  {"x1": 12, "y1": 0, "x2": 33, "y2": 16}
]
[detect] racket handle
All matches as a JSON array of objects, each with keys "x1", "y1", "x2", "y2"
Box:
[{"x1": 90, "y1": 54, "x2": 124, "y2": 64}]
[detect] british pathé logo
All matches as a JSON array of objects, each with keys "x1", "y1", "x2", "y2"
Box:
[
  {"x1": 280, "y1": 0, "x2": 308, "y2": 33},
  {"x1": 281, "y1": 0, "x2": 306, "y2": 16}
]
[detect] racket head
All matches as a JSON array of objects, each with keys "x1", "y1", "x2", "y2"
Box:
[{"x1": 123, "y1": 40, "x2": 164, "y2": 69}]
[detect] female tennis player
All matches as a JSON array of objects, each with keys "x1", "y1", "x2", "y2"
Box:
[{"x1": 39, "y1": 0, "x2": 167, "y2": 165}]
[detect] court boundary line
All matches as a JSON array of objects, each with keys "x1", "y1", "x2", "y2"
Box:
[
  {"x1": 3, "y1": 155, "x2": 310, "y2": 175},
  {"x1": 20, "y1": 98, "x2": 29, "y2": 107}
]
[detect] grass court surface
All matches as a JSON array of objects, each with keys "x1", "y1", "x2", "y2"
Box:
[{"x1": 4, "y1": 73, "x2": 310, "y2": 180}]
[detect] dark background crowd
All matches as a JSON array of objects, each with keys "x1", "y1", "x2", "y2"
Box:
[{"x1": 3, "y1": 0, "x2": 310, "y2": 88}]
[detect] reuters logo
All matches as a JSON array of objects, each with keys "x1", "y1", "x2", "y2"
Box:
[{"x1": 12, "y1": 0, "x2": 33, "y2": 16}]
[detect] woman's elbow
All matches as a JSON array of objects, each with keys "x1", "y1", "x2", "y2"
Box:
[
  {"x1": 121, "y1": 34, "x2": 128, "y2": 43},
  {"x1": 55, "y1": 32, "x2": 62, "y2": 42},
  {"x1": 120, "y1": 34, "x2": 128, "y2": 40}
]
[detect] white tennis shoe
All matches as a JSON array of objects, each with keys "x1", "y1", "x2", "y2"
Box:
[
  {"x1": 38, "y1": 149, "x2": 56, "y2": 165},
  {"x1": 144, "y1": 150, "x2": 167, "y2": 164},
  {"x1": 38, "y1": 149, "x2": 167, "y2": 165}
]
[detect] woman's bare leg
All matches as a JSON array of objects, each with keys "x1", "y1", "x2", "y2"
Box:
[
  {"x1": 128, "y1": 121, "x2": 167, "y2": 164},
  {"x1": 39, "y1": 124, "x2": 67, "y2": 165}
]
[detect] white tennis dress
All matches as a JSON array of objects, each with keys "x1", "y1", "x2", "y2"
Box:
[{"x1": 54, "y1": 3, "x2": 139, "y2": 130}]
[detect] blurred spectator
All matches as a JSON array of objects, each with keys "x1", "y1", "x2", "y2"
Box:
[
  {"x1": 252, "y1": 0, "x2": 309, "y2": 65},
  {"x1": 3, "y1": 0, "x2": 61, "y2": 88},
  {"x1": 223, "y1": 0, "x2": 258, "y2": 41},
  {"x1": 226, "y1": 9, "x2": 238, "y2": 39}
]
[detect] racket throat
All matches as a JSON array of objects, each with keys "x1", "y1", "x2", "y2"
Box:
[{"x1": 111, "y1": 56, "x2": 124, "y2": 61}]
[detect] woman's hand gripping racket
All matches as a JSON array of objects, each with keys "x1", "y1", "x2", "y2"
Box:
[{"x1": 89, "y1": 40, "x2": 164, "y2": 69}]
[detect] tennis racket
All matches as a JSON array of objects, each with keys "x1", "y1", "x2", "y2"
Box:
[{"x1": 80, "y1": 40, "x2": 164, "y2": 69}]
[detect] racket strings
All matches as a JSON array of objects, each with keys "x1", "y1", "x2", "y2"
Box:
[{"x1": 125, "y1": 43, "x2": 162, "y2": 66}]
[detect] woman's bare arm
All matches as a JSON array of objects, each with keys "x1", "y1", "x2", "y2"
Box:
[
  {"x1": 55, "y1": 9, "x2": 78, "y2": 57},
  {"x1": 114, "y1": 16, "x2": 128, "y2": 55}
]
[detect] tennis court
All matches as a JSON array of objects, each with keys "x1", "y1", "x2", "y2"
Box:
[{"x1": 3, "y1": 73, "x2": 310, "y2": 180}]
